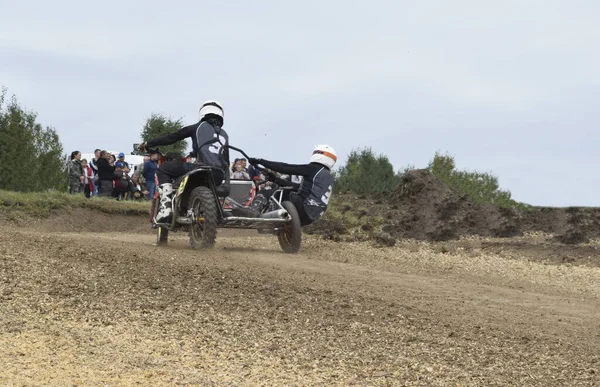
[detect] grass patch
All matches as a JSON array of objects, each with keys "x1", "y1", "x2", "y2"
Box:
[
  {"x1": 311, "y1": 196, "x2": 385, "y2": 239},
  {"x1": 0, "y1": 189, "x2": 151, "y2": 219}
]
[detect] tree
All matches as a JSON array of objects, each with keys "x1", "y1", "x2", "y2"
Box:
[
  {"x1": 0, "y1": 87, "x2": 65, "y2": 192},
  {"x1": 140, "y1": 113, "x2": 186, "y2": 155},
  {"x1": 334, "y1": 147, "x2": 400, "y2": 194},
  {"x1": 32, "y1": 125, "x2": 66, "y2": 191}
]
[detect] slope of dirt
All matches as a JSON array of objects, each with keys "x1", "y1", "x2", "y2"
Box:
[
  {"x1": 1, "y1": 207, "x2": 151, "y2": 234},
  {"x1": 306, "y1": 169, "x2": 600, "y2": 244},
  {"x1": 1, "y1": 223, "x2": 599, "y2": 386}
]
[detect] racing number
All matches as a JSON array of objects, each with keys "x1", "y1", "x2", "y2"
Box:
[
  {"x1": 322, "y1": 185, "x2": 332, "y2": 205},
  {"x1": 209, "y1": 133, "x2": 227, "y2": 155}
]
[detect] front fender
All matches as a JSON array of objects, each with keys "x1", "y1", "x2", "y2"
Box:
[{"x1": 177, "y1": 175, "x2": 189, "y2": 197}]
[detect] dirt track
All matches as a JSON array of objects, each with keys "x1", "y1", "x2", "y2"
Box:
[{"x1": 1, "y1": 223, "x2": 599, "y2": 386}]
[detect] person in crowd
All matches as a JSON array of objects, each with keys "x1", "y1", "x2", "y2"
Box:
[
  {"x1": 231, "y1": 162, "x2": 250, "y2": 180},
  {"x1": 68, "y1": 151, "x2": 84, "y2": 194},
  {"x1": 96, "y1": 150, "x2": 116, "y2": 197},
  {"x1": 115, "y1": 152, "x2": 129, "y2": 169},
  {"x1": 231, "y1": 158, "x2": 240, "y2": 173},
  {"x1": 245, "y1": 144, "x2": 336, "y2": 226},
  {"x1": 130, "y1": 173, "x2": 149, "y2": 200},
  {"x1": 138, "y1": 100, "x2": 229, "y2": 223},
  {"x1": 113, "y1": 166, "x2": 133, "y2": 200},
  {"x1": 142, "y1": 150, "x2": 160, "y2": 200},
  {"x1": 81, "y1": 159, "x2": 94, "y2": 198},
  {"x1": 244, "y1": 158, "x2": 261, "y2": 180},
  {"x1": 133, "y1": 154, "x2": 150, "y2": 185},
  {"x1": 109, "y1": 154, "x2": 116, "y2": 166},
  {"x1": 89, "y1": 148, "x2": 101, "y2": 196},
  {"x1": 239, "y1": 158, "x2": 248, "y2": 172}
]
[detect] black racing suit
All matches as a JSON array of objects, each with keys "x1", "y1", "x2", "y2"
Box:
[
  {"x1": 146, "y1": 120, "x2": 230, "y2": 185},
  {"x1": 256, "y1": 160, "x2": 333, "y2": 226}
]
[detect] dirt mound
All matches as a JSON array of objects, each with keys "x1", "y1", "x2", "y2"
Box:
[
  {"x1": 381, "y1": 169, "x2": 522, "y2": 241},
  {"x1": 307, "y1": 169, "x2": 600, "y2": 244}
]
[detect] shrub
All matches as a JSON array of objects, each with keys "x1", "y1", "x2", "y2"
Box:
[
  {"x1": 427, "y1": 151, "x2": 529, "y2": 209},
  {"x1": 333, "y1": 147, "x2": 400, "y2": 194}
]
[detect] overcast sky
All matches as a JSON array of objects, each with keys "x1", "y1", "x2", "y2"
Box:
[{"x1": 1, "y1": 0, "x2": 599, "y2": 206}]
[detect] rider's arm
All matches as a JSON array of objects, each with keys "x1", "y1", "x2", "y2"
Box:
[
  {"x1": 146, "y1": 124, "x2": 196, "y2": 148},
  {"x1": 223, "y1": 143, "x2": 230, "y2": 168},
  {"x1": 274, "y1": 177, "x2": 300, "y2": 190},
  {"x1": 258, "y1": 159, "x2": 314, "y2": 176}
]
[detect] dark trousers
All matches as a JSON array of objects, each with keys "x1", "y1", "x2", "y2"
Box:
[
  {"x1": 84, "y1": 183, "x2": 92, "y2": 198},
  {"x1": 289, "y1": 192, "x2": 312, "y2": 226},
  {"x1": 99, "y1": 180, "x2": 114, "y2": 197},
  {"x1": 157, "y1": 159, "x2": 200, "y2": 185},
  {"x1": 157, "y1": 159, "x2": 225, "y2": 186}
]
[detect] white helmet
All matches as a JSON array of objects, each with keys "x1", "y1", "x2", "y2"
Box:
[
  {"x1": 309, "y1": 144, "x2": 337, "y2": 169},
  {"x1": 198, "y1": 100, "x2": 224, "y2": 122}
]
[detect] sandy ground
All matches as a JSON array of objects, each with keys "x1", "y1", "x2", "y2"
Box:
[{"x1": 1, "y1": 226, "x2": 599, "y2": 386}]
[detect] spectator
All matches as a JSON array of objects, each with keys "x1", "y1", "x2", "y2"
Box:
[
  {"x1": 246, "y1": 158, "x2": 261, "y2": 180},
  {"x1": 97, "y1": 150, "x2": 116, "y2": 197},
  {"x1": 68, "y1": 151, "x2": 84, "y2": 194},
  {"x1": 81, "y1": 159, "x2": 94, "y2": 198},
  {"x1": 113, "y1": 167, "x2": 133, "y2": 200},
  {"x1": 231, "y1": 162, "x2": 250, "y2": 180},
  {"x1": 239, "y1": 158, "x2": 248, "y2": 172},
  {"x1": 89, "y1": 148, "x2": 101, "y2": 195},
  {"x1": 131, "y1": 173, "x2": 149, "y2": 200},
  {"x1": 143, "y1": 150, "x2": 160, "y2": 200},
  {"x1": 133, "y1": 154, "x2": 150, "y2": 186},
  {"x1": 231, "y1": 158, "x2": 240, "y2": 173},
  {"x1": 257, "y1": 171, "x2": 275, "y2": 191},
  {"x1": 109, "y1": 154, "x2": 116, "y2": 166},
  {"x1": 115, "y1": 152, "x2": 129, "y2": 169}
]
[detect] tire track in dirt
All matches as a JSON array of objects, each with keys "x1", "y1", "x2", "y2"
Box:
[{"x1": 1, "y1": 227, "x2": 599, "y2": 386}]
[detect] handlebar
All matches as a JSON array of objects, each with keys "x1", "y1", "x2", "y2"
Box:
[{"x1": 223, "y1": 145, "x2": 252, "y2": 163}]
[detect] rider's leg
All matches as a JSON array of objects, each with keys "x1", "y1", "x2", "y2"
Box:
[
  {"x1": 239, "y1": 189, "x2": 273, "y2": 218},
  {"x1": 154, "y1": 160, "x2": 185, "y2": 222},
  {"x1": 154, "y1": 160, "x2": 203, "y2": 222},
  {"x1": 155, "y1": 183, "x2": 174, "y2": 222},
  {"x1": 289, "y1": 192, "x2": 312, "y2": 226}
]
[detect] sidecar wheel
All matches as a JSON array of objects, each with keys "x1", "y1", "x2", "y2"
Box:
[{"x1": 277, "y1": 201, "x2": 302, "y2": 254}]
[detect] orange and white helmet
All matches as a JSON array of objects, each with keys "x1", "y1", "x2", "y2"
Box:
[{"x1": 309, "y1": 144, "x2": 337, "y2": 169}]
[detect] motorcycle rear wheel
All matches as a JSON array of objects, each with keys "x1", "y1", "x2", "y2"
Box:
[
  {"x1": 188, "y1": 186, "x2": 218, "y2": 249},
  {"x1": 157, "y1": 226, "x2": 169, "y2": 246}
]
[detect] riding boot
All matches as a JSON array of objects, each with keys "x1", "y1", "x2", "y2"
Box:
[
  {"x1": 232, "y1": 194, "x2": 267, "y2": 218},
  {"x1": 154, "y1": 183, "x2": 173, "y2": 223}
]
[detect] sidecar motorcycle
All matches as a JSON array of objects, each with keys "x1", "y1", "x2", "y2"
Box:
[{"x1": 148, "y1": 145, "x2": 302, "y2": 253}]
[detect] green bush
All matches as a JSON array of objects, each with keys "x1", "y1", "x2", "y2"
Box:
[
  {"x1": 427, "y1": 151, "x2": 529, "y2": 209},
  {"x1": 333, "y1": 147, "x2": 400, "y2": 194},
  {"x1": 332, "y1": 146, "x2": 528, "y2": 209}
]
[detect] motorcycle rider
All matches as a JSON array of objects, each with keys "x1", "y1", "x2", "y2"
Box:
[
  {"x1": 138, "y1": 101, "x2": 230, "y2": 223},
  {"x1": 246, "y1": 145, "x2": 336, "y2": 226}
]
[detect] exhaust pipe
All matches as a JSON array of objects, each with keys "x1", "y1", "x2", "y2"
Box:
[{"x1": 259, "y1": 209, "x2": 289, "y2": 219}]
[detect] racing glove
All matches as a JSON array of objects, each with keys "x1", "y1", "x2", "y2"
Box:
[{"x1": 248, "y1": 157, "x2": 262, "y2": 166}]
